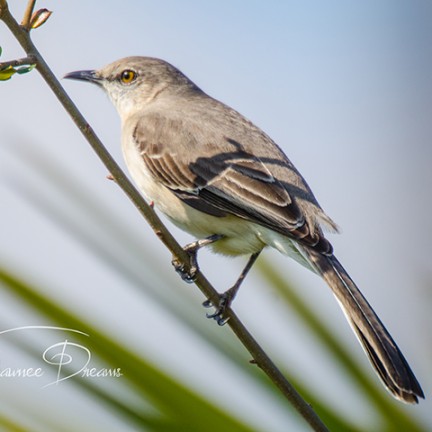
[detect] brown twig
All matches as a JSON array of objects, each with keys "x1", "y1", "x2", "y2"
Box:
[
  {"x1": 0, "y1": 3, "x2": 329, "y2": 432},
  {"x1": 0, "y1": 55, "x2": 36, "y2": 70},
  {"x1": 21, "y1": 0, "x2": 36, "y2": 29}
]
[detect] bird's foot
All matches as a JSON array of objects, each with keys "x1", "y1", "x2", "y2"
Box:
[
  {"x1": 171, "y1": 235, "x2": 224, "y2": 284},
  {"x1": 202, "y1": 288, "x2": 235, "y2": 326},
  {"x1": 171, "y1": 249, "x2": 198, "y2": 284}
]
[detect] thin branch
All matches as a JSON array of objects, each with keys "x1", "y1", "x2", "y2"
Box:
[
  {"x1": 0, "y1": 4, "x2": 329, "y2": 432},
  {"x1": 0, "y1": 55, "x2": 36, "y2": 70},
  {"x1": 21, "y1": 0, "x2": 36, "y2": 29}
]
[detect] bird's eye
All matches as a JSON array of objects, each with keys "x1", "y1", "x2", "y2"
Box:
[{"x1": 120, "y1": 70, "x2": 136, "y2": 84}]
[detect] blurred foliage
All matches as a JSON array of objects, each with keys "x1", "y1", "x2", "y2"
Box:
[
  {"x1": 0, "y1": 62, "x2": 35, "y2": 81},
  {"x1": 0, "y1": 65, "x2": 16, "y2": 80},
  {"x1": 0, "y1": 268, "x2": 255, "y2": 432},
  {"x1": 0, "y1": 43, "x2": 36, "y2": 81},
  {"x1": 0, "y1": 145, "x2": 427, "y2": 431}
]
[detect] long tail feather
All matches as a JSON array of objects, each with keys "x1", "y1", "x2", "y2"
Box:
[{"x1": 305, "y1": 250, "x2": 424, "y2": 403}]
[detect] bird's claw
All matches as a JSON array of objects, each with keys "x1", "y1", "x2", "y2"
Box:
[
  {"x1": 171, "y1": 241, "x2": 201, "y2": 283},
  {"x1": 171, "y1": 258, "x2": 197, "y2": 283},
  {"x1": 202, "y1": 299, "x2": 213, "y2": 308},
  {"x1": 172, "y1": 235, "x2": 223, "y2": 284},
  {"x1": 202, "y1": 293, "x2": 231, "y2": 326}
]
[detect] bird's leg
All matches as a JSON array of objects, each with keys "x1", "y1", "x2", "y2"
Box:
[
  {"x1": 172, "y1": 234, "x2": 224, "y2": 283},
  {"x1": 204, "y1": 251, "x2": 261, "y2": 325}
]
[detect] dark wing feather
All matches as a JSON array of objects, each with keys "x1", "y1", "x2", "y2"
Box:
[{"x1": 133, "y1": 114, "x2": 332, "y2": 254}]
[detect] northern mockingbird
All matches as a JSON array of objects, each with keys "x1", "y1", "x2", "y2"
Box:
[{"x1": 65, "y1": 56, "x2": 424, "y2": 403}]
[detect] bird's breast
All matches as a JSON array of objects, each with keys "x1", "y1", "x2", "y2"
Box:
[{"x1": 121, "y1": 132, "x2": 266, "y2": 255}]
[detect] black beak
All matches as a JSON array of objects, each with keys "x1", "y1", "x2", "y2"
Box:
[{"x1": 64, "y1": 69, "x2": 102, "y2": 85}]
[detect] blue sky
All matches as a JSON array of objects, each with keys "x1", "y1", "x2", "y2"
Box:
[{"x1": 1, "y1": 1, "x2": 432, "y2": 430}]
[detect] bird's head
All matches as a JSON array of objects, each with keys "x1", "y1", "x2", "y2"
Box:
[{"x1": 64, "y1": 56, "x2": 200, "y2": 121}]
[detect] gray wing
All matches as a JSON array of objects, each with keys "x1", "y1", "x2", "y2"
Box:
[{"x1": 132, "y1": 112, "x2": 333, "y2": 254}]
